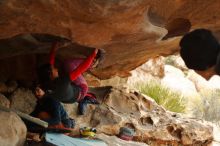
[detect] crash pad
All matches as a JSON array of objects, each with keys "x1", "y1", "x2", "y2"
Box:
[{"x1": 45, "y1": 133, "x2": 108, "y2": 146}]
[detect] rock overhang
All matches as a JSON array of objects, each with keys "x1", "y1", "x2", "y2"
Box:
[{"x1": 1, "y1": 0, "x2": 220, "y2": 80}]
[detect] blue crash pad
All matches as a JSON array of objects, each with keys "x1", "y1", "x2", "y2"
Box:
[{"x1": 45, "y1": 133, "x2": 108, "y2": 146}]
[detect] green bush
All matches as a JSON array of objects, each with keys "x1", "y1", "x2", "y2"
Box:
[
  {"x1": 136, "y1": 81, "x2": 186, "y2": 113},
  {"x1": 191, "y1": 89, "x2": 220, "y2": 125},
  {"x1": 165, "y1": 55, "x2": 176, "y2": 66}
]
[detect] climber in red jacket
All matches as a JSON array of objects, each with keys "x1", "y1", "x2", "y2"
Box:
[{"x1": 37, "y1": 42, "x2": 103, "y2": 114}]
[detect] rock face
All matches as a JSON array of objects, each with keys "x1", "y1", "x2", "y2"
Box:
[
  {"x1": 0, "y1": 1, "x2": 218, "y2": 145},
  {"x1": 127, "y1": 56, "x2": 165, "y2": 88},
  {"x1": 162, "y1": 65, "x2": 198, "y2": 97},
  {"x1": 0, "y1": 111, "x2": 27, "y2": 146},
  {"x1": 0, "y1": 81, "x2": 18, "y2": 93},
  {"x1": 64, "y1": 86, "x2": 213, "y2": 146},
  {"x1": 10, "y1": 88, "x2": 37, "y2": 114},
  {"x1": 1, "y1": 1, "x2": 220, "y2": 79},
  {"x1": 0, "y1": 93, "x2": 10, "y2": 108},
  {"x1": 128, "y1": 55, "x2": 220, "y2": 96},
  {"x1": 0, "y1": 83, "x2": 213, "y2": 145}
]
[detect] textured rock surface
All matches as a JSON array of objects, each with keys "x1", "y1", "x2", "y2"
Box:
[
  {"x1": 0, "y1": 82, "x2": 8, "y2": 93},
  {"x1": 0, "y1": 111, "x2": 27, "y2": 146},
  {"x1": 1, "y1": 1, "x2": 220, "y2": 79},
  {"x1": 127, "y1": 56, "x2": 165, "y2": 87},
  {"x1": 64, "y1": 86, "x2": 213, "y2": 146},
  {"x1": 128, "y1": 55, "x2": 220, "y2": 95},
  {"x1": 10, "y1": 88, "x2": 37, "y2": 114},
  {"x1": 0, "y1": 93, "x2": 10, "y2": 108},
  {"x1": 162, "y1": 65, "x2": 198, "y2": 97},
  {"x1": 86, "y1": 56, "x2": 165, "y2": 88},
  {"x1": 0, "y1": 81, "x2": 18, "y2": 93}
]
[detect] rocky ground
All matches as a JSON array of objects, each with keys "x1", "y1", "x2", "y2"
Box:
[
  {"x1": 0, "y1": 55, "x2": 219, "y2": 145},
  {"x1": 0, "y1": 82, "x2": 214, "y2": 146}
]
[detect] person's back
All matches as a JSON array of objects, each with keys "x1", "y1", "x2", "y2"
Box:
[
  {"x1": 63, "y1": 58, "x2": 88, "y2": 99},
  {"x1": 47, "y1": 75, "x2": 80, "y2": 103}
]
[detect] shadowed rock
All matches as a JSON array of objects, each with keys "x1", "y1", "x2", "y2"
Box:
[{"x1": 1, "y1": 1, "x2": 220, "y2": 79}]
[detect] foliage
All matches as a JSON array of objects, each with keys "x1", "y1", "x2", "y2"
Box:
[
  {"x1": 191, "y1": 89, "x2": 220, "y2": 125},
  {"x1": 164, "y1": 55, "x2": 177, "y2": 66},
  {"x1": 136, "y1": 81, "x2": 186, "y2": 113}
]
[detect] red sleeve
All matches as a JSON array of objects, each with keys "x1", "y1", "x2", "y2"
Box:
[
  {"x1": 70, "y1": 50, "x2": 97, "y2": 81},
  {"x1": 49, "y1": 43, "x2": 58, "y2": 66}
]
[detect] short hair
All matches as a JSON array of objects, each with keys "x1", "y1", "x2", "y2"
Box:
[
  {"x1": 95, "y1": 49, "x2": 105, "y2": 61},
  {"x1": 180, "y1": 29, "x2": 220, "y2": 70},
  {"x1": 94, "y1": 49, "x2": 105, "y2": 68}
]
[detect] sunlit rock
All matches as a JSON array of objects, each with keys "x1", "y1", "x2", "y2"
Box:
[
  {"x1": 208, "y1": 75, "x2": 220, "y2": 89},
  {"x1": 64, "y1": 86, "x2": 213, "y2": 145},
  {"x1": 0, "y1": 111, "x2": 27, "y2": 146},
  {"x1": 162, "y1": 65, "x2": 198, "y2": 97}
]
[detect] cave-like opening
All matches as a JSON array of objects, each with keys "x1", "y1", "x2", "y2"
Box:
[{"x1": 0, "y1": 33, "x2": 95, "y2": 86}]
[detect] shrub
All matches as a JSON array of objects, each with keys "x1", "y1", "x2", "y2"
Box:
[
  {"x1": 191, "y1": 89, "x2": 220, "y2": 125},
  {"x1": 136, "y1": 81, "x2": 186, "y2": 113},
  {"x1": 165, "y1": 55, "x2": 176, "y2": 66}
]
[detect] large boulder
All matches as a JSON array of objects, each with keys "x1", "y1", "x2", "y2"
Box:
[
  {"x1": 64, "y1": 86, "x2": 213, "y2": 146},
  {"x1": 0, "y1": 81, "x2": 18, "y2": 94},
  {"x1": 0, "y1": 111, "x2": 27, "y2": 146},
  {"x1": 208, "y1": 75, "x2": 220, "y2": 89},
  {"x1": 127, "y1": 56, "x2": 165, "y2": 88},
  {"x1": 0, "y1": 1, "x2": 220, "y2": 79},
  {"x1": 161, "y1": 65, "x2": 198, "y2": 97},
  {"x1": 10, "y1": 88, "x2": 37, "y2": 114}
]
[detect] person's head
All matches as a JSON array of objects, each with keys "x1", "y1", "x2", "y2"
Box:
[
  {"x1": 37, "y1": 64, "x2": 59, "y2": 82},
  {"x1": 180, "y1": 29, "x2": 220, "y2": 79},
  {"x1": 34, "y1": 85, "x2": 45, "y2": 99},
  {"x1": 92, "y1": 49, "x2": 105, "y2": 68}
]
